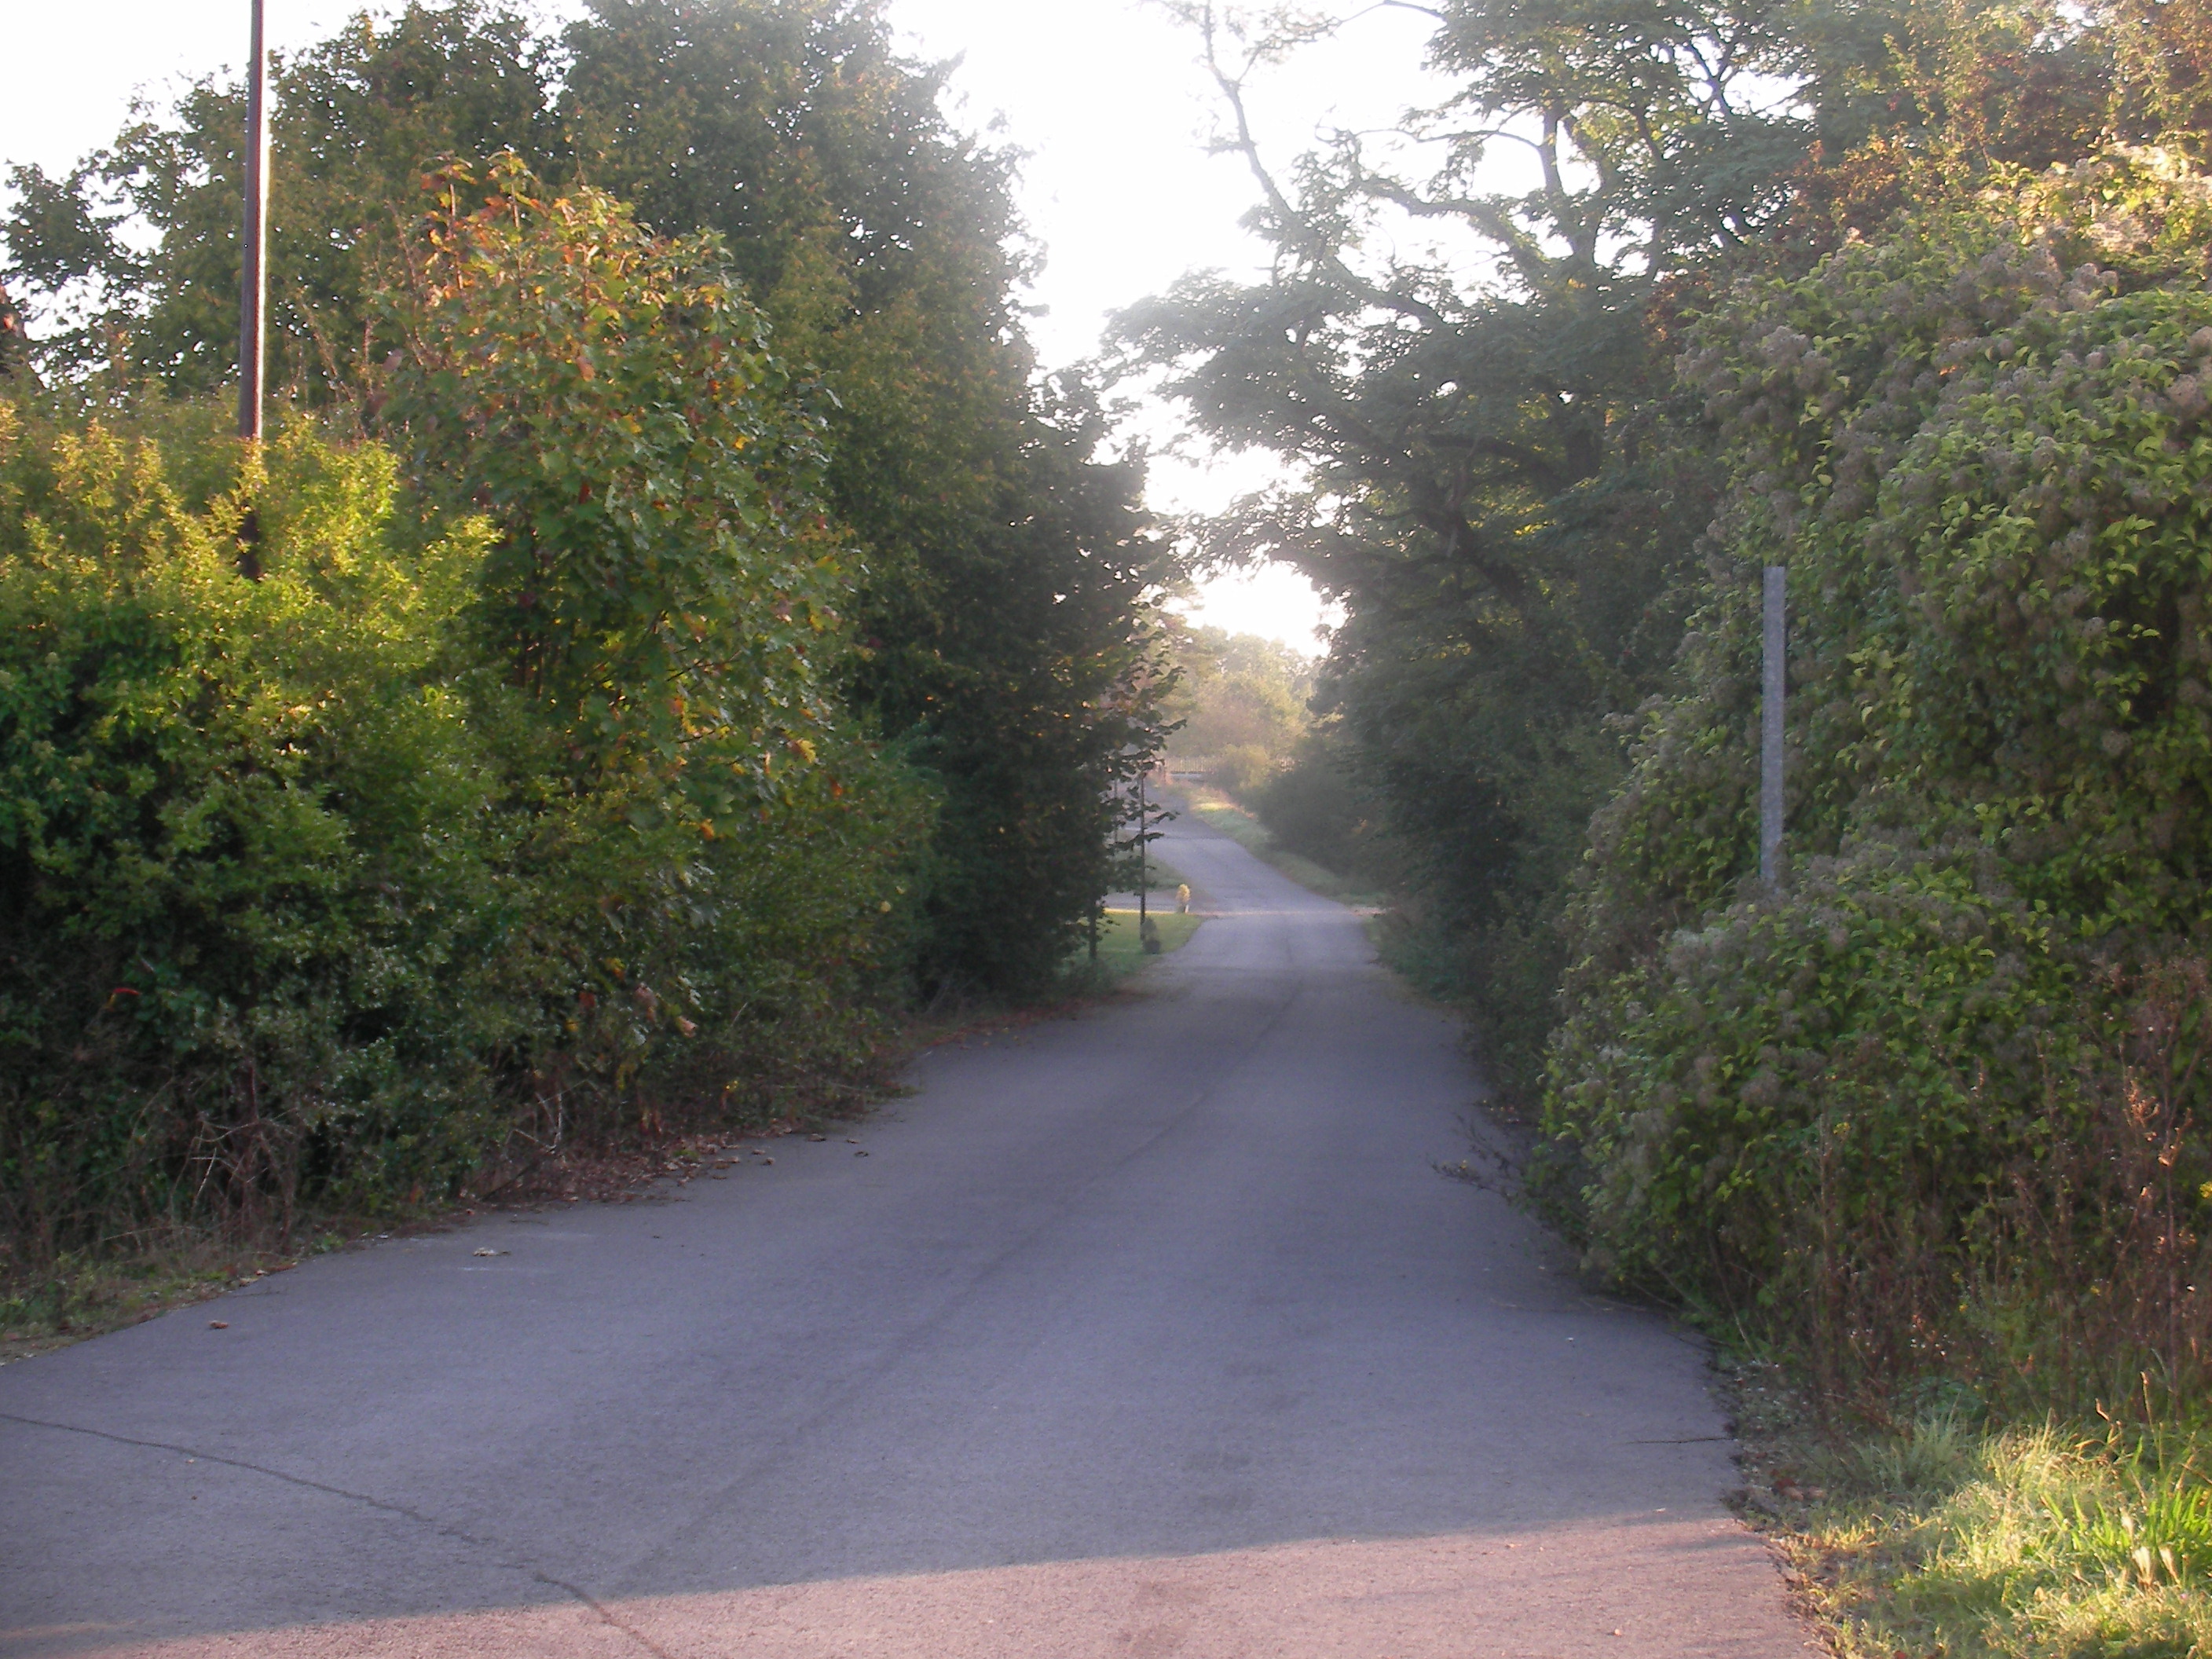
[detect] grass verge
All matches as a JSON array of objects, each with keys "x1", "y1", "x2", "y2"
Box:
[
  {"x1": 1, "y1": 1238, "x2": 334, "y2": 1365},
  {"x1": 1064, "y1": 906, "x2": 1205, "y2": 991},
  {"x1": 1727, "y1": 1364, "x2": 2212, "y2": 1657},
  {"x1": 1097, "y1": 906, "x2": 1203, "y2": 958},
  {"x1": 0, "y1": 1115, "x2": 866, "y2": 1364}
]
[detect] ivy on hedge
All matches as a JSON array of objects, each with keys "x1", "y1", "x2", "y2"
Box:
[{"x1": 1544, "y1": 149, "x2": 2212, "y2": 1312}]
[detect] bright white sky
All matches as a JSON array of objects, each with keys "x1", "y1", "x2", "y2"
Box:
[{"x1": 0, "y1": 0, "x2": 1452, "y2": 650}]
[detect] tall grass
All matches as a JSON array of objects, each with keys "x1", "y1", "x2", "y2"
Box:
[
  {"x1": 1767, "y1": 1408, "x2": 2212, "y2": 1659},
  {"x1": 1719, "y1": 960, "x2": 2212, "y2": 1658}
]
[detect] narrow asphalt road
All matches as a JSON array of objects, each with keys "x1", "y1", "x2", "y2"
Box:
[{"x1": 2, "y1": 812, "x2": 1809, "y2": 1659}]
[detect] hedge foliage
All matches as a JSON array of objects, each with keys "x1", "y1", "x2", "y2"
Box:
[
  {"x1": 0, "y1": 181, "x2": 932, "y2": 1267},
  {"x1": 0, "y1": 0, "x2": 1177, "y2": 1002},
  {"x1": 1544, "y1": 152, "x2": 2212, "y2": 1381}
]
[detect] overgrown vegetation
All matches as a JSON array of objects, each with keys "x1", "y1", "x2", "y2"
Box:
[
  {"x1": 0, "y1": 219, "x2": 928, "y2": 1276},
  {"x1": 1548, "y1": 156, "x2": 2212, "y2": 1396},
  {"x1": 4, "y1": 0, "x2": 1170, "y2": 998},
  {"x1": 0, "y1": 0, "x2": 1172, "y2": 1300},
  {"x1": 1135, "y1": 0, "x2": 2212, "y2": 1648}
]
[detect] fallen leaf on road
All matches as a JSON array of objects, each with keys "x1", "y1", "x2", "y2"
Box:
[
  {"x1": 855, "y1": 1149, "x2": 870, "y2": 1157},
  {"x1": 808, "y1": 1133, "x2": 827, "y2": 1141},
  {"x1": 471, "y1": 1247, "x2": 507, "y2": 1258},
  {"x1": 760, "y1": 1157, "x2": 774, "y2": 1165},
  {"x1": 208, "y1": 1320, "x2": 229, "y2": 1329}
]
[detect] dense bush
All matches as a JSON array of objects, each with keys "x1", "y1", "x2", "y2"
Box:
[
  {"x1": 0, "y1": 178, "x2": 933, "y2": 1269},
  {"x1": 1246, "y1": 738, "x2": 1374, "y2": 879},
  {"x1": 1, "y1": 0, "x2": 1175, "y2": 1000},
  {"x1": 365, "y1": 166, "x2": 932, "y2": 1130},
  {"x1": 0, "y1": 407, "x2": 517, "y2": 1257},
  {"x1": 375, "y1": 160, "x2": 854, "y2": 813},
  {"x1": 1210, "y1": 743, "x2": 1273, "y2": 797},
  {"x1": 1544, "y1": 152, "x2": 2212, "y2": 1394}
]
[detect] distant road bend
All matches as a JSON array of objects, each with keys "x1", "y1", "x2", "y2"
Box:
[{"x1": 1, "y1": 812, "x2": 1810, "y2": 1658}]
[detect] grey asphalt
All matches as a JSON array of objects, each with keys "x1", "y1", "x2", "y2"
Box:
[{"x1": 1, "y1": 813, "x2": 1810, "y2": 1658}]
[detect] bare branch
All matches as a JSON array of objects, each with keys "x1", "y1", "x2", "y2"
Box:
[{"x1": 1358, "y1": 176, "x2": 1551, "y2": 286}]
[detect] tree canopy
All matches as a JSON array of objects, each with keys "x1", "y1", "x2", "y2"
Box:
[
  {"x1": 1115, "y1": 0, "x2": 2197, "y2": 1085},
  {"x1": 2, "y1": 0, "x2": 1175, "y2": 994}
]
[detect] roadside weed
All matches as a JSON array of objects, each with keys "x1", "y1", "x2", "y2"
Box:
[{"x1": 1775, "y1": 1413, "x2": 2212, "y2": 1658}]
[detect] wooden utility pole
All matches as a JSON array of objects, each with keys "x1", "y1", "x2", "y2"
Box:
[{"x1": 239, "y1": 0, "x2": 269, "y2": 443}]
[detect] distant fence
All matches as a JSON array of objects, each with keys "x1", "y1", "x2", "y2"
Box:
[{"x1": 1159, "y1": 755, "x2": 1216, "y2": 782}]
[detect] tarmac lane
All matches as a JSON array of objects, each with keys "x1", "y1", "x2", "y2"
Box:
[{"x1": 0, "y1": 811, "x2": 1813, "y2": 1658}]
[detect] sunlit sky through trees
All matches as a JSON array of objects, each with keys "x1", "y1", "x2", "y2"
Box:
[{"x1": 0, "y1": 0, "x2": 1459, "y2": 650}]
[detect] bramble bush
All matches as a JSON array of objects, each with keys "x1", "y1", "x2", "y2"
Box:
[
  {"x1": 0, "y1": 173, "x2": 932, "y2": 1273},
  {"x1": 1544, "y1": 149, "x2": 2212, "y2": 1403}
]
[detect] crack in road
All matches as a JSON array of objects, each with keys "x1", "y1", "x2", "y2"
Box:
[{"x1": 0, "y1": 1411, "x2": 673, "y2": 1658}]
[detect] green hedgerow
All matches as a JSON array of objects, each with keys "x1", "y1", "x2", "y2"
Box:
[
  {"x1": 0, "y1": 171, "x2": 937, "y2": 1271},
  {"x1": 1544, "y1": 148, "x2": 2212, "y2": 1397}
]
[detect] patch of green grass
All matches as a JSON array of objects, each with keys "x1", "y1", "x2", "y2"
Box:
[
  {"x1": 1732, "y1": 1371, "x2": 2212, "y2": 1658},
  {"x1": 1059, "y1": 906, "x2": 1205, "y2": 991},
  {"x1": 1097, "y1": 906, "x2": 1203, "y2": 959},
  {"x1": 1, "y1": 1235, "x2": 339, "y2": 1364}
]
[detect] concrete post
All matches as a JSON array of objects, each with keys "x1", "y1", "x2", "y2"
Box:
[{"x1": 1760, "y1": 565, "x2": 1785, "y2": 888}]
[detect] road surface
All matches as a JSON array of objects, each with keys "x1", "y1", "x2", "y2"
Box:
[{"x1": 2, "y1": 812, "x2": 1809, "y2": 1658}]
